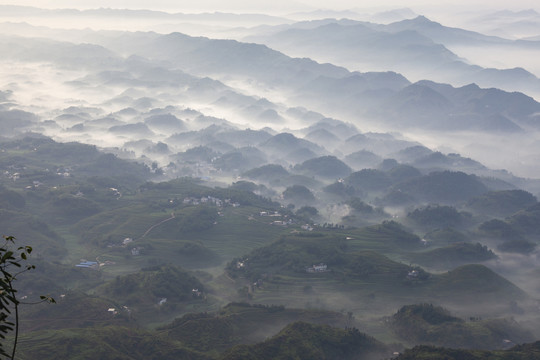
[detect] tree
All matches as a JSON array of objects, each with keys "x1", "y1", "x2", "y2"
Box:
[{"x1": 0, "y1": 236, "x2": 54, "y2": 359}]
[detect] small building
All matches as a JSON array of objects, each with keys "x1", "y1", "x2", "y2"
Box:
[
  {"x1": 307, "y1": 263, "x2": 328, "y2": 273},
  {"x1": 76, "y1": 260, "x2": 99, "y2": 269}
]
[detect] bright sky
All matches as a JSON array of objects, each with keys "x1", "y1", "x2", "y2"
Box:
[{"x1": 1, "y1": 0, "x2": 538, "y2": 13}]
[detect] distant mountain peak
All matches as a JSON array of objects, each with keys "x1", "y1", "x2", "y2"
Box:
[{"x1": 407, "y1": 15, "x2": 441, "y2": 27}]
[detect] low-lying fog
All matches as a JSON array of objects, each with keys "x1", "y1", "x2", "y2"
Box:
[
  {"x1": 1, "y1": 59, "x2": 540, "y2": 181},
  {"x1": 1, "y1": 2, "x2": 540, "y2": 181}
]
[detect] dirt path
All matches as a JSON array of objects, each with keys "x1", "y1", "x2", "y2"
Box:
[
  {"x1": 138, "y1": 212, "x2": 176, "y2": 239},
  {"x1": 94, "y1": 212, "x2": 177, "y2": 264}
]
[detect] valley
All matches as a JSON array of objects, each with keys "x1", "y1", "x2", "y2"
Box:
[{"x1": 1, "y1": 3, "x2": 540, "y2": 359}]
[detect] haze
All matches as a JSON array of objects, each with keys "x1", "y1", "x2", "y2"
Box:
[{"x1": 2, "y1": 1, "x2": 540, "y2": 359}]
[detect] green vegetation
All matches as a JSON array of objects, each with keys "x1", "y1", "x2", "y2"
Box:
[
  {"x1": 507, "y1": 203, "x2": 540, "y2": 237},
  {"x1": 20, "y1": 291, "x2": 129, "y2": 332},
  {"x1": 347, "y1": 197, "x2": 375, "y2": 213},
  {"x1": 0, "y1": 236, "x2": 55, "y2": 359},
  {"x1": 282, "y1": 185, "x2": 315, "y2": 203},
  {"x1": 396, "y1": 171, "x2": 488, "y2": 204},
  {"x1": 0, "y1": 210, "x2": 66, "y2": 259},
  {"x1": 293, "y1": 156, "x2": 352, "y2": 179},
  {"x1": 478, "y1": 219, "x2": 522, "y2": 240},
  {"x1": 375, "y1": 189, "x2": 416, "y2": 206},
  {"x1": 467, "y1": 190, "x2": 537, "y2": 217},
  {"x1": 175, "y1": 145, "x2": 219, "y2": 163},
  {"x1": 152, "y1": 206, "x2": 219, "y2": 236},
  {"x1": 226, "y1": 233, "x2": 410, "y2": 282},
  {"x1": 159, "y1": 302, "x2": 348, "y2": 355},
  {"x1": 242, "y1": 164, "x2": 289, "y2": 181},
  {"x1": 295, "y1": 206, "x2": 318, "y2": 221},
  {"x1": 477, "y1": 219, "x2": 537, "y2": 254},
  {"x1": 13, "y1": 259, "x2": 102, "y2": 295},
  {"x1": 432, "y1": 264, "x2": 525, "y2": 300},
  {"x1": 17, "y1": 326, "x2": 212, "y2": 360},
  {"x1": 212, "y1": 148, "x2": 266, "y2": 171},
  {"x1": 221, "y1": 321, "x2": 389, "y2": 360},
  {"x1": 360, "y1": 221, "x2": 422, "y2": 249},
  {"x1": 411, "y1": 243, "x2": 496, "y2": 270},
  {"x1": 407, "y1": 205, "x2": 470, "y2": 230},
  {"x1": 97, "y1": 265, "x2": 204, "y2": 307},
  {"x1": 345, "y1": 169, "x2": 391, "y2": 193},
  {"x1": 395, "y1": 341, "x2": 540, "y2": 360},
  {"x1": 392, "y1": 304, "x2": 533, "y2": 349},
  {"x1": 322, "y1": 181, "x2": 356, "y2": 198},
  {"x1": 1, "y1": 135, "x2": 539, "y2": 358},
  {"x1": 386, "y1": 164, "x2": 421, "y2": 183},
  {"x1": 229, "y1": 180, "x2": 258, "y2": 192},
  {"x1": 0, "y1": 136, "x2": 153, "y2": 190},
  {"x1": 423, "y1": 228, "x2": 470, "y2": 245},
  {"x1": 0, "y1": 187, "x2": 25, "y2": 210}
]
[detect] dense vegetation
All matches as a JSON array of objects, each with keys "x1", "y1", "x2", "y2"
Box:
[
  {"x1": 407, "y1": 205, "x2": 470, "y2": 230},
  {"x1": 411, "y1": 242, "x2": 497, "y2": 269},
  {"x1": 392, "y1": 304, "x2": 533, "y2": 349},
  {"x1": 1, "y1": 135, "x2": 539, "y2": 359},
  {"x1": 226, "y1": 233, "x2": 410, "y2": 281},
  {"x1": 221, "y1": 322, "x2": 389, "y2": 360},
  {"x1": 97, "y1": 265, "x2": 205, "y2": 307},
  {"x1": 467, "y1": 190, "x2": 537, "y2": 217},
  {"x1": 395, "y1": 341, "x2": 540, "y2": 360}
]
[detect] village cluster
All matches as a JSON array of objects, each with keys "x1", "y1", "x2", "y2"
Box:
[
  {"x1": 258, "y1": 210, "x2": 315, "y2": 230},
  {"x1": 182, "y1": 195, "x2": 240, "y2": 208},
  {"x1": 105, "y1": 237, "x2": 144, "y2": 256}
]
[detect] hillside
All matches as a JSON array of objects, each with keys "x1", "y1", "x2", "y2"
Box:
[
  {"x1": 0, "y1": 209, "x2": 66, "y2": 259},
  {"x1": 97, "y1": 265, "x2": 205, "y2": 306},
  {"x1": 226, "y1": 233, "x2": 410, "y2": 282},
  {"x1": 159, "y1": 302, "x2": 349, "y2": 353},
  {"x1": 392, "y1": 303, "x2": 533, "y2": 349},
  {"x1": 17, "y1": 326, "x2": 211, "y2": 360},
  {"x1": 242, "y1": 164, "x2": 289, "y2": 181},
  {"x1": 406, "y1": 205, "x2": 471, "y2": 230},
  {"x1": 395, "y1": 341, "x2": 540, "y2": 360},
  {"x1": 221, "y1": 321, "x2": 389, "y2": 360},
  {"x1": 467, "y1": 190, "x2": 537, "y2": 217},
  {"x1": 2, "y1": 5, "x2": 540, "y2": 359},
  {"x1": 293, "y1": 155, "x2": 352, "y2": 179},
  {"x1": 430, "y1": 264, "x2": 525, "y2": 302},
  {"x1": 411, "y1": 242, "x2": 497, "y2": 270},
  {"x1": 396, "y1": 171, "x2": 488, "y2": 204}
]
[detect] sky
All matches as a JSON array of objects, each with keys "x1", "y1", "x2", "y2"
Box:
[{"x1": 1, "y1": 0, "x2": 538, "y2": 12}]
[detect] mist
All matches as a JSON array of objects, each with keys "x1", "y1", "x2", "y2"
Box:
[{"x1": 2, "y1": 2, "x2": 540, "y2": 359}]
